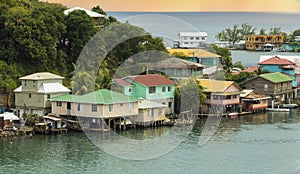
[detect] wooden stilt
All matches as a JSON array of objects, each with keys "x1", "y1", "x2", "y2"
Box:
[
  {"x1": 119, "y1": 117, "x2": 121, "y2": 130},
  {"x1": 124, "y1": 117, "x2": 126, "y2": 130},
  {"x1": 113, "y1": 118, "x2": 116, "y2": 131}
]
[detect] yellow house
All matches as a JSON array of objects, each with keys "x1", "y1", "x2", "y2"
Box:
[
  {"x1": 244, "y1": 35, "x2": 284, "y2": 51},
  {"x1": 130, "y1": 99, "x2": 167, "y2": 126}
]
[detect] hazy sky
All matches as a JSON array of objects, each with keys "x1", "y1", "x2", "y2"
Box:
[{"x1": 47, "y1": 0, "x2": 300, "y2": 12}]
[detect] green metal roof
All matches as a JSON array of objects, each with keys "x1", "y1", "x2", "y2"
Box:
[
  {"x1": 259, "y1": 72, "x2": 293, "y2": 83},
  {"x1": 49, "y1": 89, "x2": 138, "y2": 104}
]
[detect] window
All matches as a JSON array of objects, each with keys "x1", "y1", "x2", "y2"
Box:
[
  {"x1": 158, "y1": 108, "x2": 162, "y2": 116},
  {"x1": 33, "y1": 80, "x2": 36, "y2": 87},
  {"x1": 29, "y1": 93, "x2": 31, "y2": 98},
  {"x1": 213, "y1": 95, "x2": 218, "y2": 100},
  {"x1": 264, "y1": 84, "x2": 268, "y2": 91},
  {"x1": 77, "y1": 104, "x2": 81, "y2": 111},
  {"x1": 149, "y1": 86, "x2": 156, "y2": 94},
  {"x1": 232, "y1": 95, "x2": 237, "y2": 99},
  {"x1": 183, "y1": 36, "x2": 188, "y2": 40},
  {"x1": 128, "y1": 88, "x2": 132, "y2": 93},
  {"x1": 278, "y1": 83, "x2": 282, "y2": 91},
  {"x1": 206, "y1": 94, "x2": 211, "y2": 99},
  {"x1": 195, "y1": 37, "x2": 200, "y2": 40},
  {"x1": 190, "y1": 37, "x2": 194, "y2": 40},
  {"x1": 47, "y1": 94, "x2": 51, "y2": 99},
  {"x1": 162, "y1": 87, "x2": 166, "y2": 92},
  {"x1": 168, "y1": 86, "x2": 172, "y2": 92},
  {"x1": 251, "y1": 84, "x2": 255, "y2": 90},
  {"x1": 108, "y1": 104, "x2": 113, "y2": 112},
  {"x1": 56, "y1": 101, "x2": 62, "y2": 107},
  {"x1": 24, "y1": 80, "x2": 27, "y2": 86},
  {"x1": 129, "y1": 102, "x2": 134, "y2": 110},
  {"x1": 91, "y1": 104, "x2": 97, "y2": 112},
  {"x1": 147, "y1": 109, "x2": 151, "y2": 117},
  {"x1": 201, "y1": 37, "x2": 206, "y2": 40},
  {"x1": 168, "y1": 102, "x2": 172, "y2": 108}
]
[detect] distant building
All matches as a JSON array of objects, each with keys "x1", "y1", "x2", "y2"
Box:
[
  {"x1": 13, "y1": 72, "x2": 70, "y2": 116},
  {"x1": 244, "y1": 35, "x2": 284, "y2": 51},
  {"x1": 173, "y1": 32, "x2": 208, "y2": 48},
  {"x1": 167, "y1": 48, "x2": 221, "y2": 68},
  {"x1": 244, "y1": 72, "x2": 293, "y2": 107},
  {"x1": 150, "y1": 57, "x2": 204, "y2": 79}
]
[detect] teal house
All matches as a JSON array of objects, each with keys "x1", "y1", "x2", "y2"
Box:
[
  {"x1": 112, "y1": 74, "x2": 176, "y2": 114},
  {"x1": 258, "y1": 56, "x2": 298, "y2": 87}
]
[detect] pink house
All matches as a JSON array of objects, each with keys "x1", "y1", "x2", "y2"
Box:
[{"x1": 198, "y1": 79, "x2": 243, "y2": 114}]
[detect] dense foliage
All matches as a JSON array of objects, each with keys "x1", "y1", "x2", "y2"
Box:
[{"x1": 0, "y1": 0, "x2": 168, "y2": 93}]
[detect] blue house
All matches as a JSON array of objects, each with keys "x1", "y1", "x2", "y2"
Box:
[{"x1": 258, "y1": 56, "x2": 298, "y2": 87}]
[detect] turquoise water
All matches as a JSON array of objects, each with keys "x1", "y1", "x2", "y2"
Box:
[{"x1": 2, "y1": 110, "x2": 300, "y2": 173}]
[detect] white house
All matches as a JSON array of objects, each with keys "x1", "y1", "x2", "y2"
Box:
[{"x1": 175, "y1": 32, "x2": 208, "y2": 48}]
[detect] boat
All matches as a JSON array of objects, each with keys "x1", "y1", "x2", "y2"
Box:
[
  {"x1": 282, "y1": 104, "x2": 298, "y2": 108},
  {"x1": 266, "y1": 108, "x2": 290, "y2": 112}
]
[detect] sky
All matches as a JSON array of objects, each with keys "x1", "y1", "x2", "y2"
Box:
[{"x1": 46, "y1": 0, "x2": 300, "y2": 12}]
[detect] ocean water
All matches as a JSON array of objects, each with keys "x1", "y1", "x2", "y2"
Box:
[
  {"x1": 108, "y1": 12, "x2": 300, "y2": 44},
  {"x1": 2, "y1": 111, "x2": 300, "y2": 173}
]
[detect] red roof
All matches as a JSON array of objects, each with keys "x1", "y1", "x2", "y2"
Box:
[
  {"x1": 243, "y1": 66, "x2": 259, "y2": 73},
  {"x1": 113, "y1": 79, "x2": 133, "y2": 86},
  {"x1": 259, "y1": 56, "x2": 296, "y2": 65},
  {"x1": 129, "y1": 74, "x2": 176, "y2": 87}
]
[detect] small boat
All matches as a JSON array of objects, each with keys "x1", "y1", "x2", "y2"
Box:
[
  {"x1": 266, "y1": 108, "x2": 290, "y2": 112},
  {"x1": 227, "y1": 113, "x2": 239, "y2": 118},
  {"x1": 282, "y1": 104, "x2": 298, "y2": 108}
]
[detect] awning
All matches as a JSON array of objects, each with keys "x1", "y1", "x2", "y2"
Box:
[
  {"x1": 0, "y1": 112, "x2": 19, "y2": 121},
  {"x1": 43, "y1": 116, "x2": 62, "y2": 121}
]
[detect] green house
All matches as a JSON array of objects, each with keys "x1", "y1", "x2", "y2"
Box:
[{"x1": 112, "y1": 74, "x2": 176, "y2": 114}]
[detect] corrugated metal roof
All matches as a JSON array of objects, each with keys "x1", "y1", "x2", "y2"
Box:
[
  {"x1": 49, "y1": 89, "x2": 138, "y2": 104},
  {"x1": 198, "y1": 79, "x2": 241, "y2": 93},
  {"x1": 167, "y1": 48, "x2": 220, "y2": 58},
  {"x1": 260, "y1": 72, "x2": 293, "y2": 83},
  {"x1": 37, "y1": 82, "x2": 70, "y2": 94},
  {"x1": 128, "y1": 74, "x2": 176, "y2": 87},
  {"x1": 259, "y1": 56, "x2": 296, "y2": 65},
  {"x1": 151, "y1": 57, "x2": 204, "y2": 69},
  {"x1": 20, "y1": 72, "x2": 64, "y2": 80},
  {"x1": 138, "y1": 100, "x2": 167, "y2": 109},
  {"x1": 112, "y1": 79, "x2": 133, "y2": 86}
]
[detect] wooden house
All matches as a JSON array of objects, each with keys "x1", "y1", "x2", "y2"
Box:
[
  {"x1": 198, "y1": 79, "x2": 243, "y2": 114},
  {"x1": 50, "y1": 89, "x2": 139, "y2": 131},
  {"x1": 113, "y1": 74, "x2": 176, "y2": 114},
  {"x1": 150, "y1": 57, "x2": 204, "y2": 79},
  {"x1": 167, "y1": 48, "x2": 221, "y2": 68},
  {"x1": 13, "y1": 72, "x2": 71, "y2": 116},
  {"x1": 130, "y1": 99, "x2": 167, "y2": 126},
  {"x1": 244, "y1": 72, "x2": 293, "y2": 107},
  {"x1": 240, "y1": 90, "x2": 271, "y2": 112}
]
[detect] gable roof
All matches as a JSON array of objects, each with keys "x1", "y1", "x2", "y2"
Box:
[
  {"x1": 151, "y1": 57, "x2": 204, "y2": 69},
  {"x1": 64, "y1": 7, "x2": 105, "y2": 18},
  {"x1": 167, "y1": 48, "x2": 220, "y2": 58},
  {"x1": 198, "y1": 79, "x2": 242, "y2": 93},
  {"x1": 259, "y1": 56, "x2": 296, "y2": 65},
  {"x1": 20, "y1": 72, "x2": 64, "y2": 80},
  {"x1": 49, "y1": 89, "x2": 137, "y2": 104},
  {"x1": 37, "y1": 82, "x2": 71, "y2": 94},
  {"x1": 112, "y1": 79, "x2": 133, "y2": 86},
  {"x1": 259, "y1": 72, "x2": 293, "y2": 83},
  {"x1": 127, "y1": 74, "x2": 176, "y2": 87}
]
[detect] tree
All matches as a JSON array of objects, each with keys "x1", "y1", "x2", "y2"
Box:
[
  {"x1": 240, "y1": 23, "x2": 256, "y2": 36},
  {"x1": 210, "y1": 45, "x2": 233, "y2": 74},
  {"x1": 233, "y1": 61, "x2": 245, "y2": 70},
  {"x1": 259, "y1": 28, "x2": 267, "y2": 35},
  {"x1": 225, "y1": 24, "x2": 240, "y2": 46},
  {"x1": 293, "y1": 29, "x2": 300, "y2": 36},
  {"x1": 269, "y1": 27, "x2": 282, "y2": 35},
  {"x1": 91, "y1": 5, "x2": 106, "y2": 16}
]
